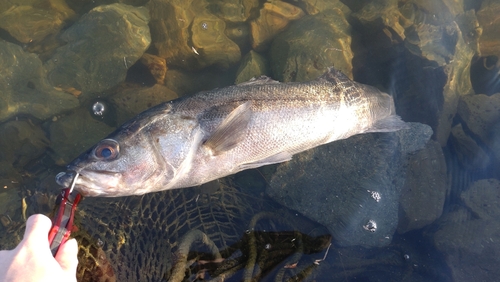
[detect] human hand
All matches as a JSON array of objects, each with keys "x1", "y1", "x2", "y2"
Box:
[{"x1": 0, "y1": 214, "x2": 78, "y2": 282}]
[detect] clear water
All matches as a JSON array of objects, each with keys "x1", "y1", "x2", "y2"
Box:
[{"x1": 0, "y1": 0, "x2": 498, "y2": 281}]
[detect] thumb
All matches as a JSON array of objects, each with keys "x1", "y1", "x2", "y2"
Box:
[{"x1": 55, "y1": 238, "x2": 79, "y2": 275}]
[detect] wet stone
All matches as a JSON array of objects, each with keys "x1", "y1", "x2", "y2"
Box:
[
  {"x1": 206, "y1": 0, "x2": 260, "y2": 23},
  {"x1": 110, "y1": 84, "x2": 178, "y2": 125},
  {"x1": 250, "y1": 1, "x2": 305, "y2": 51},
  {"x1": 191, "y1": 14, "x2": 241, "y2": 69},
  {"x1": 434, "y1": 179, "x2": 500, "y2": 282},
  {"x1": 457, "y1": 93, "x2": 500, "y2": 164},
  {"x1": 165, "y1": 68, "x2": 235, "y2": 97},
  {"x1": 397, "y1": 140, "x2": 448, "y2": 233},
  {"x1": 0, "y1": 0, "x2": 76, "y2": 43},
  {"x1": 0, "y1": 121, "x2": 49, "y2": 169},
  {"x1": 235, "y1": 50, "x2": 270, "y2": 84},
  {"x1": 44, "y1": 3, "x2": 151, "y2": 97},
  {"x1": 148, "y1": 0, "x2": 240, "y2": 70},
  {"x1": 449, "y1": 123, "x2": 491, "y2": 172},
  {"x1": 0, "y1": 40, "x2": 79, "y2": 123},
  {"x1": 49, "y1": 108, "x2": 115, "y2": 165},
  {"x1": 269, "y1": 8, "x2": 353, "y2": 82},
  {"x1": 352, "y1": 0, "x2": 408, "y2": 41},
  {"x1": 267, "y1": 122, "x2": 432, "y2": 247},
  {"x1": 477, "y1": 0, "x2": 500, "y2": 59},
  {"x1": 139, "y1": 54, "x2": 168, "y2": 85},
  {"x1": 294, "y1": 0, "x2": 350, "y2": 16}
]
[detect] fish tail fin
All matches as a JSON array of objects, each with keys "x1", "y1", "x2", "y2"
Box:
[{"x1": 365, "y1": 115, "x2": 409, "y2": 133}]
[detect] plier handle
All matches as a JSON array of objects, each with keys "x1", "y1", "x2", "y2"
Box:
[{"x1": 48, "y1": 187, "x2": 82, "y2": 256}]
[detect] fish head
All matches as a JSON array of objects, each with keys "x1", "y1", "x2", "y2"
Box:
[
  {"x1": 55, "y1": 102, "x2": 206, "y2": 197},
  {"x1": 55, "y1": 129, "x2": 174, "y2": 197}
]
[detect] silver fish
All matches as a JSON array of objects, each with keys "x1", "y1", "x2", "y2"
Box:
[{"x1": 55, "y1": 67, "x2": 408, "y2": 197}]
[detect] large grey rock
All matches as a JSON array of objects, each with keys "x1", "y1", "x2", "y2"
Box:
[
  {"x1": 0, "y1": 40, "x2": 79, "y2": 123},
  {"x1": 44, "y1": 4, "x2": 151, "y2": 97},
  {"x1": 267, "y1": 122, "x2": 432, "y2": 247},
  {"x1": 434, "y1": 179, "x2": 500, "y2": 282},
  {"x1": 397, "y1": 140, "x2": 448, "y2": 233},
  {"x1": 457, "y1": 93, "x2": 500, "y2": 164}
]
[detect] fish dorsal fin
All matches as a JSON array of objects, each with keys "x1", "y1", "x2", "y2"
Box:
[
  {"x1": 237, "y1": 75, "x2": 280, "y2": 86},
  {"x1": 203, "y1": 101, "x2": 252, "y2": 155},
  {"x1": 317, "y1": 67, "x2": 351, "y2": 84}
]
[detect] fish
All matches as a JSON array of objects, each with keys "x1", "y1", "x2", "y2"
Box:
[{"x1": 55, "y1": 67, "x2": 408, "y2": 197}]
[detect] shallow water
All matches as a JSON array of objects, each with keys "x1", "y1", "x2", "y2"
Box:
[{"x1": 0, "y1": 0, "x2": 499, "y2": 281}]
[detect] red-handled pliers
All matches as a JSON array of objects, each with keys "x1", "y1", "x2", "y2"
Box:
[{"x1": 48, "y1": 173, "x2": 82, "y2": 257}]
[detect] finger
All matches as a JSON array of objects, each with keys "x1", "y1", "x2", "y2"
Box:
[
  {"x1": 55, "y1": 238, "x2": 79, "y2": 274},
  {"x1": 23, "y1": 214, "x2": 52, "y2": 246}
]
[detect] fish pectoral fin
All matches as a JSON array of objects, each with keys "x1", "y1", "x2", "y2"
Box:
[
  {"x1": 365, "y1": 115, "x2": 409, "y2": 133},
  {"x1": 203, "y1": 101, "x2": 252, "y2": 155},
  {"x1": 237, "y1": 152, "x2": 293, "y2": 171}
]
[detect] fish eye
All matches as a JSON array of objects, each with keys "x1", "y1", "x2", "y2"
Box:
[{"x1": 94, "y1": 139, "x2": 119, "y2": 160}]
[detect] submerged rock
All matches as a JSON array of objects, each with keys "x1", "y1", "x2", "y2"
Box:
[
  {"x1": 457, "y1": 93, "x2": 500, "y2": 164},
  {"x1": 49, "y1": 108, "x2": 115, "y2": 165},
  {"x1": 148, "y1": 0, "x2": 240, "y2": 70},
  {"x1": 449, "y1": 123, "x2": 491, "y2": 172},
  {"x1": 352, "y1": 0, "x2": 475, "y2": 146},
  {"x1": 477, "y1": 0, "x2": 500, "y2": 58},
  {"x1": 0, "y1": 0, "x2": 76, "y2": 43},
  {"x1": 206, "y1": 0, "x2": 260, "y2": 23},
  {"x1": 110, "y1": 84, "x2": 178, "y2": 125},
  {"x1": 267, "y1": 123, "x2": 432, "y2": 247},
  {"x1": 0, "y1": 120, "x2": 49, "y2": 169},
  {"x1": 44, "y1": 3, "x2": 151, "y2": 97},
  {"x1": 235, "y1": 51, "x2": 270, "y2": 84},
  {"x1": 164, "y1": 68, "x2": 235, "y2": 97},
  {"x1": 250, "y1": 1, "x2": 304, "y2": 51},
  {"x1": 138, "y1": 53, "x2": 168, "y2": 85},
  {"x1": 270, "y1": 8, "x2": 353, "y2": 82},
  {"x1": 398, "y1": 140, "x2": 448, "y2": 233},
  {"x1": 294, "y1": 0, "x2": 350, "y2": 15},
  {"x1": 0, "y1": 40, "x2": 78, "y2": 123},
  {"x1": 434, "y1": 179, "x2": 500, "y2": 282}
]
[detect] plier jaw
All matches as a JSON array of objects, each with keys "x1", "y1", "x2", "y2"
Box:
[{"x1": 48, "y1": 187, "x2": 82, "y2": 256}]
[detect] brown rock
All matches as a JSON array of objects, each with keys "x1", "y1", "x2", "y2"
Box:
[
  {"x1": 207, "y1": 0, "x2": 260, "y2": 23},
  {"x1": 139, "y1": 54, "x2": 168, "y2": 85},
  {"x1": 477, "y1": 0, "x2": 500, "y2": 58},
  {"x1": 148, "y1": 0, "x2": 241, "y2": 70},
  {"x1": 191, "y1": 15, "x2": 241, "y2": 69},
  {"x1": 270, "y1": 8, "x2": 353, "y2": 82},
  {"x1": 0, "y1": 0, "x2": 76, "y2": 43},
  {"x1": 250, "y1": 2, "x2": 305, "y2": 51},
  {"x1": 295, "y1": 0, "x2": 351, "y2": 16}
]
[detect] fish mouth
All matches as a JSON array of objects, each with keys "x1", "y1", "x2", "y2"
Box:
[{"x1": 55, "y1": 169, "x2": 122, "y2": 197}]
